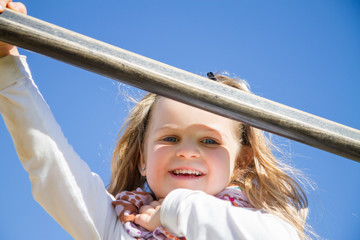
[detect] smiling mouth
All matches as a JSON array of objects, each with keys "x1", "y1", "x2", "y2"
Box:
[{"x1": 171, "y1": 169, "x2": 203, "y2": 177}]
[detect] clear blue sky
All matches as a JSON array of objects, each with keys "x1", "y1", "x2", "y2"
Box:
[{"x1": 1, "y1": 0, "x2": 359, "y2": 239}]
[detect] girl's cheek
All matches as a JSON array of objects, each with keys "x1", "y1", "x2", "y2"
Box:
[
  {"x1": 210, "y1": 148, "x2": 231, "y2": 162},
  {"x1": 153, "y1": 145, "x2": 175, "y2": 158},
  {"x1": 146, "y1": 146, "x2": 173, "y2": 169},
  {"x1": 207, "y1": 149, "x2": 233, "y2": 174}
]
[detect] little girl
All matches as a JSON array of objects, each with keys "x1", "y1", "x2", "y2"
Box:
[{"x1": 0, "y1": 1, "x2": 309, "y2": 239}]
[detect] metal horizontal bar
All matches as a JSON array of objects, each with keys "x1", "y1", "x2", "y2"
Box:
[{"x1": 1, "y1": 9, "x2": 360, "y2": 162}]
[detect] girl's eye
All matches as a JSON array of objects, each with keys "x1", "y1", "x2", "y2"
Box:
[
  {"x1": 202, "y1": 138, "x2": 219, "y2": 145},
  {"x1": 162, "y1": 136, "x2": 179, "y2": 143}
]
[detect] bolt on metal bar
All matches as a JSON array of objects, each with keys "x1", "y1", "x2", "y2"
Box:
[{"x1": 0, "y1": 9, "x2": 359, "y2": 162}]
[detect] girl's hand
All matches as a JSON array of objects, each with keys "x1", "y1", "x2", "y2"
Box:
[
  {"x1": 0, "y1": 1, "x2": 27, "y2": 57},
  {"x1": 134, "y1": 199, "x2": 163, "y2": 231}
]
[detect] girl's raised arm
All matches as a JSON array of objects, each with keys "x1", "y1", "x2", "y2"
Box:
[
  {"x1": 0, "y1": 3, "x2": 129, "y2": 239},
  {"x1": 0, "y1": 46, "x2": 128, "y2": 240}
]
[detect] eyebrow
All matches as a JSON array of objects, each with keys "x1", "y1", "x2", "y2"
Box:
[
  {"x1": 154, "y1": 124, "x2": 179, "y2": 132},
  {"x1": 153, "y1": 125, "x2": 181, "y2": 134}
]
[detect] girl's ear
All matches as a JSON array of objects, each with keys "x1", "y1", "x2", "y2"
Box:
[{"x1": 138, "y1": 156, "x2": 147, "y2": 177}]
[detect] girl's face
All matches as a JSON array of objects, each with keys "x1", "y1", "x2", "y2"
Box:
[{"x1": 142, "y1": 98, "x2": 241, "y2": 199}]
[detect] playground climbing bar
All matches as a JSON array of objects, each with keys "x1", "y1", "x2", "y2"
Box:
[{"x1": 1, "y1": 9, "x2": 359, "y2": 162}]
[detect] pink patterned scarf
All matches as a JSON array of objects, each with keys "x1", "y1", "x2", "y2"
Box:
[{"x1": 112, "y1": 186, "x2": 253, "y2": 240}]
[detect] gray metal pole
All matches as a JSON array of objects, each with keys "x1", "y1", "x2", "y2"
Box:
[{"x1": 1, "y1": 9, "x2": 359, "y2": 162}]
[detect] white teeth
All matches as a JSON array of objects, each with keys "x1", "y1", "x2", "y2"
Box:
[{"x1": 173, "y1": 169, "x2": 202, "y2": 176}]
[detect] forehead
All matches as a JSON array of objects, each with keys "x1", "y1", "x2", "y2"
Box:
[{"x1": 149, "y1": 97, "x2": 239, "y2": 135}]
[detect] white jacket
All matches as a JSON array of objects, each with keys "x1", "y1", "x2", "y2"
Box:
[{"x1": 0, "y1": 55, "x2": 300, "y2": 240}]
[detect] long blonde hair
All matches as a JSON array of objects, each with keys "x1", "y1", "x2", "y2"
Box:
[{"x1": 108, "y1": 73, "x2": 310, "y2": 239}]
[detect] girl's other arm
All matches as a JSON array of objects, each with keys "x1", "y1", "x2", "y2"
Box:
[{"x1": 161, "y1": 189, "x2": 300, "y2": 240}]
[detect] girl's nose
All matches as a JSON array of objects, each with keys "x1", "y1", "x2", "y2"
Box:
[{"x1": 175, "y1": 142, "x2": 200, "y2": 159}]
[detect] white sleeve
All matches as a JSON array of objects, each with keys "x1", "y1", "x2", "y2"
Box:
[
  {"x1": 0, "y1": 55, "x2": 132, "y2": 240},
  {"x1": 160, "y1": 188, "x2": 300, "y2": 240}
]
